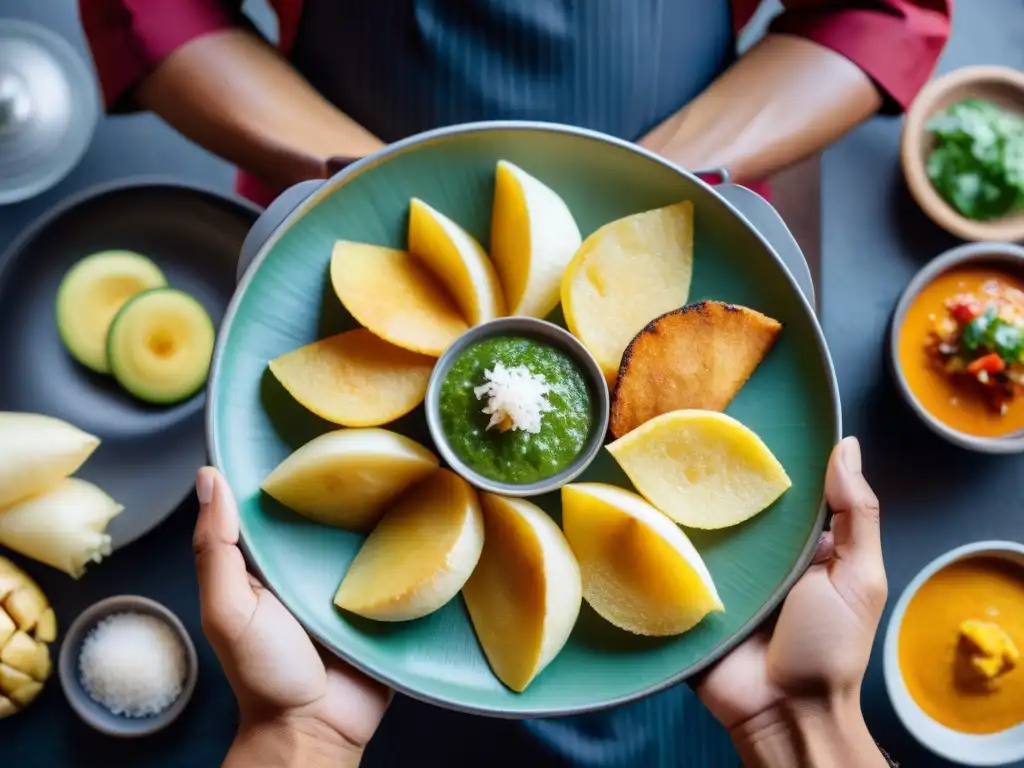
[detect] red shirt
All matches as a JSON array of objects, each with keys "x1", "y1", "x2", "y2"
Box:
[{"x1": 79, "y1": 0, "x2": 951, "y2": 206}]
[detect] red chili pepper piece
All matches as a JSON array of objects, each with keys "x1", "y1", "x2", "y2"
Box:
[
  {"x1": 967, "y1": 353, "x2": 1006, "y2": 375},
  {"x1": 950, "y1": 300, "x2": 982, "y2": 324}
]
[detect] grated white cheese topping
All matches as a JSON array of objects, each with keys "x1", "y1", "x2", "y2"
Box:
[
  {"x1": 474, "y1": 362, "x2": 553, "y2": 434},
  {"x1": 78, "y1": 612, "x2": 187, "y2": 718}
]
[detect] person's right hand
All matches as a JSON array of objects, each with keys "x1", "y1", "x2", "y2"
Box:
[
  {"x1": 194, "y1": 466, "x2": 390, "y2": 768},
  {"x1": 696, "y1": 436, "x2": 889, "y2": 766}
]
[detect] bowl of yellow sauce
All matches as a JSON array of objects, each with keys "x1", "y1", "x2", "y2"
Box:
[{"x1": 884, "y1": 541, "x2": 1024, "y2": 765}]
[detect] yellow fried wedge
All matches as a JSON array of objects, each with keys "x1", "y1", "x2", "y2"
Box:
[
  {"x1": 561, "y1": 202, "x2": 694, "y2": 383},
  {"x1": 408, "y1": 198, "x2": 505, "y2": 325},
  {"x1": 331, "y1": 241, "x2": 468, "y2": 356},
  {"x1": 261, "y1": 428, "x2": 439, "y2": 531},
  {"x1": 561, "y1": 483, "x2": 722, "y2": 636},
  {"x1": 490, "y1": 161, "x2": 581, "y2": 318},
  {"x1": 462, "y1": 494, "x2": 581, "y2": 692},
  {"x1": 269, "y1": 330, "x2": 435, "y2": 427},
  {"x1": 334, "y1": 470, "x2": 483, "y2": 621},
  {"x1": 607, "y1": 410, "x2": 791, "y2": 529}
]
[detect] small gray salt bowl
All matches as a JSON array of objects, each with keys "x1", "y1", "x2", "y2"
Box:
[{"x1": 58, "y1": 595, "x2": 198, "y2": 738}]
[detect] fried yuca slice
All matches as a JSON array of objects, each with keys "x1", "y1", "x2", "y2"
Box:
[{"x1": 609, "y1": 301, "x2": 782, "y2": 438}]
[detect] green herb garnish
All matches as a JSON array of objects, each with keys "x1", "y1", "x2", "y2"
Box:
[
  {"x1": 960, "y1": 305, "x2": 1024, "y2": 363},
  {"x1": 926, "y1": 99, "x2": 1024, "y2": 221},
  {"x1": 960, "y1": 306, "x2": 997, "y2": 351}
]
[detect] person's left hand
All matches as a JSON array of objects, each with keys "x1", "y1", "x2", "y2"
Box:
[
  {"x1": 695, "y1": 437, "x2": 888, "y2": 765},
  {"x1": 193, "y1": 466, "x2": 390, "y2": 767}
]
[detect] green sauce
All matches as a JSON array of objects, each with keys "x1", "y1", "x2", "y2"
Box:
[
  {"x1": 440, "y1": 336, "x2": 592, "y2": 484},
  {"x1": 926, "y1": 99, "x2": 1024, "y2": 221}
]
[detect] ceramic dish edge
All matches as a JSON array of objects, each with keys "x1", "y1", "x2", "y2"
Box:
[{"x1": 206, "y1": 120, "x2": 842, "y2": 717}]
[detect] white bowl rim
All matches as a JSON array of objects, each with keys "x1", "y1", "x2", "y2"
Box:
[
  {"x1": 888, "y1": 241, "x2": 1024, "y2": 454},
  {"x1": 883, "y1": 540, "x2": 1024, "y2": 766}
]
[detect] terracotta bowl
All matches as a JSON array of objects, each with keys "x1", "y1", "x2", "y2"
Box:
[{"x1": 901, "y1": 66, "x2": 1024, "y2": 243}]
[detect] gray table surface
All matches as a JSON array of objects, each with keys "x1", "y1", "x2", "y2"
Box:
[
  {"x1": 0, "y1": 2, "x2": 242, "y2": 767},
  {"x1": 821, "y1": 3, "x2": 1024, "y2": 767},
  {"x1": 3, "y1": 1, "x2": 1022, "y2": 767}
]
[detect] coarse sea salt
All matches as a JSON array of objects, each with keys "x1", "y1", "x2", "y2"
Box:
[
  {"x1": 78, "y1": 611, "x2": 187, "y2": 718},
  {"x1": 474, "y1": 361, "x2": 553, "y2": 434}
]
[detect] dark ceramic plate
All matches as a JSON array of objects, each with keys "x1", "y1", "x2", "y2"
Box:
[{"x1": 0, "y1": 179, "x2": 259, "y2": 548}]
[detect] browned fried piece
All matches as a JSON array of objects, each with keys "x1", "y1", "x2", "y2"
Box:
[{"x1": 609, "y1": 301, "x2": 783, "y2": 438}]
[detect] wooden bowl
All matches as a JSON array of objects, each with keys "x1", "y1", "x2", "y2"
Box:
[{"x1": 901, "y1": 66, "x2": 1024, "y2": 243}]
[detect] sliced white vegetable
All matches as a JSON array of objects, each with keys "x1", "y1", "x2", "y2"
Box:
[
  {"x1": 0, "y1": 478, "x2": 122, "y2": 578},
  {"x1": 0, "y1": 413, "x2": 100, "y2": 508}
]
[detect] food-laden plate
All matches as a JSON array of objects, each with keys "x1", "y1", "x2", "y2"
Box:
[
  {"x1": 209, "y1": 123, "x2": 838, "y2": 716},
  {"x1": 0, "y1": 181, "x2": 258, "y2": 549}
]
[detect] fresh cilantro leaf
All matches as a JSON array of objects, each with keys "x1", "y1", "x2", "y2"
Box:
[
  {"x1": 990, "y1": 319, "x2": 1024, "y2": 362},
  {"x1": 926, "y1": 99, "x2": 1024, "y2": 220},
  {"x1": 961, "y1": 307, "x2": 997, "y2": 351}
]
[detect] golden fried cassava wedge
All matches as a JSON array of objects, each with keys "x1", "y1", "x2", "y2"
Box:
[
  {"x1": 330, "y1": 241, "x2": 468, "y2": 356},
  {"x1": 607, "y1": 410, "x2": 791, "y2": 529},
  {"x1": 462, "y1": 494, "x2": 581, "y2": 691},
  {"x1": 268, "y1": 330, "x2": 434, "y2": 427},
  {"x1": 609, "y1": 301, "x2": 782, "y2": 437},
  {"x1": 561, "y1": 483, "x2": 722, "y2": 636},
  {"x1": 334, "y1": 470, "x2": 483, "y2": 621},
  {"x1": 408, "y1": 198, "x2": 505, "y2": 324},
  {"x1": 261, "y1": 428, "x2": 439, "y2": 531},
  {"x1": 490, "y1": 161, "x2": 581, "y2": 318},
  {"x1": 561, "y1": 202, "x2": 694, "y2": 382}
]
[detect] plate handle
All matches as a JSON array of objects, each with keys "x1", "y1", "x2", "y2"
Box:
[
  {"x1": 237, "y1": 179, "x2": 324, "y2": 283},
  {"x1": 709, "y1": 183, "x2": 815, "y2": 307}
]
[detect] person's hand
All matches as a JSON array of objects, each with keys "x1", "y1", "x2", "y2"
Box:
[
  {"x1": 193, "y1": 467, "x2": 390, "y2": 768},
  {"x1": 696, "y1": 437, "x2": 889, "y2": 767}
]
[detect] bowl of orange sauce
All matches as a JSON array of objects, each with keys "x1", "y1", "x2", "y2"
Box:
[
  {"x1": 884, "y1": 541, "x2": 1024, "y2": 765},
  {"x1": 892, "y1": 242, "x2": 1024, "y2": 452}
]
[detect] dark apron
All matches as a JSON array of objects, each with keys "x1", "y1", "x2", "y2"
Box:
[
  {"x1": 290, "y1": 2, "x2": 739, "y2": 765},
  {"x1": 291, "y1": 0, "x2": 734, "y2": 144}
]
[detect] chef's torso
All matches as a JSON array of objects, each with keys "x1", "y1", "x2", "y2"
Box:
[
  {"x1": 291, "y1": 0, "x2": 735, "y2": 143},
  {"x1": 290, "y1": 2, "x2": 739, "y2": 765}
]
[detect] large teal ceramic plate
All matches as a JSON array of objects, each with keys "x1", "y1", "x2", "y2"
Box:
[{"x1": 208, "y1": 123, "x2": 840, "y2": 717}]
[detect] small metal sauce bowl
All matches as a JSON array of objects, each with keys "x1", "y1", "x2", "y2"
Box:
[{"x1": 425, "y1": 317, "x2": 610, "y2": 497}]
